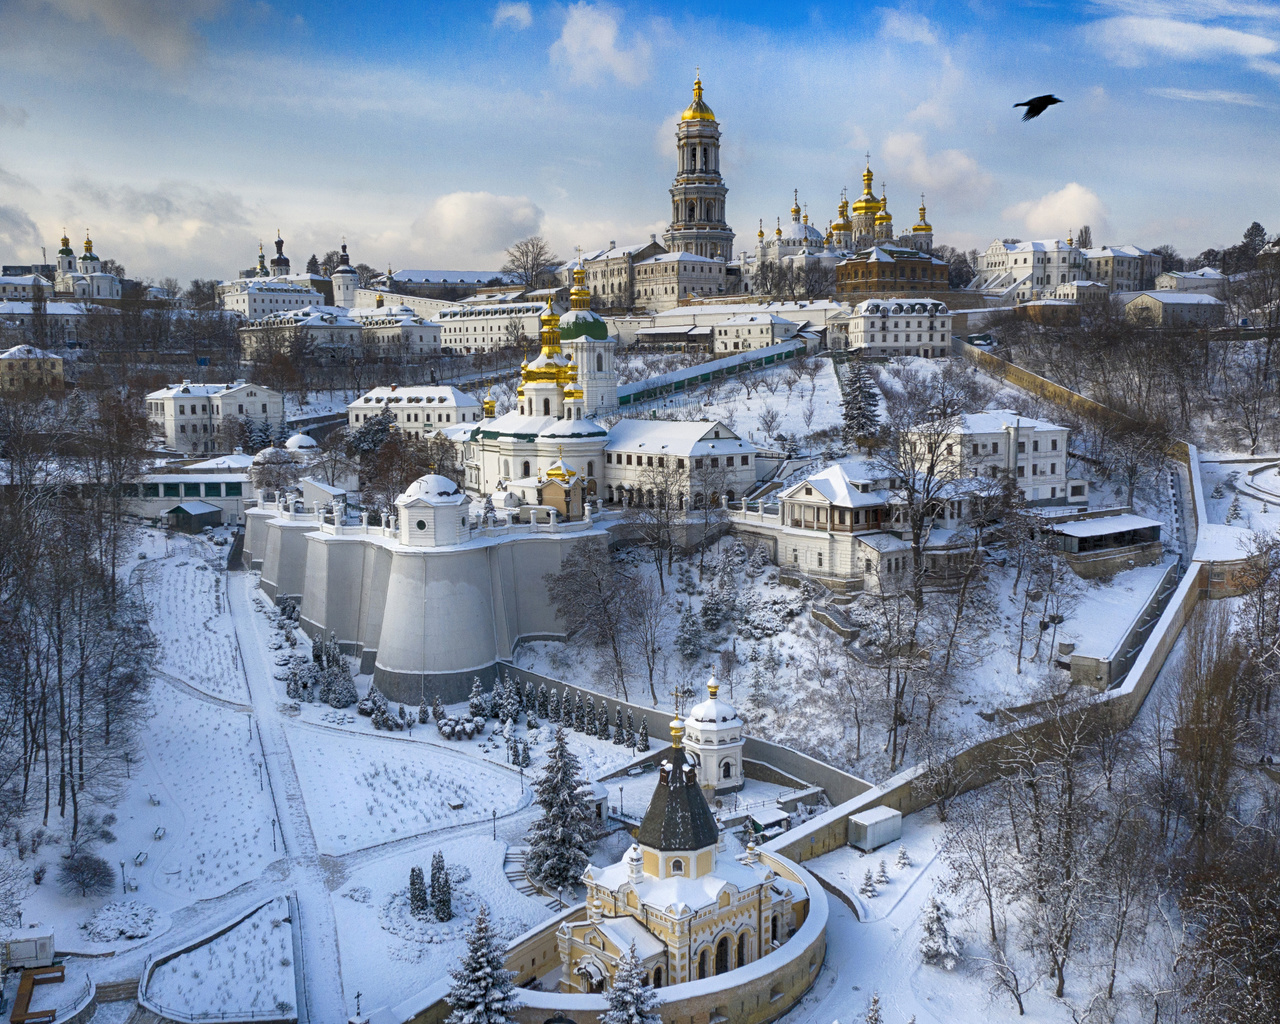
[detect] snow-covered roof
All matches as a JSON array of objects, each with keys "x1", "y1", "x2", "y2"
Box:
[
  {"x1": 714, "y1": 313, "x2": 796, "y2": 327},
  {"x1": 350, "y1": 385, "x2": 480, "y2": 410},
  {"x1": 388, "y1": 270, "x2": 503, "y2": 284},
  {"x1": 0, "y1": 300, "x2": 101, "y2": 316},
  {"x1": 1084, "y1": 245, "x2": 1156, "y2": 259},
  {"x1": 855, "y1": 532, "x2": 911, "y2": 553},
  {"x1": 1162, "y1": 268, "x2": 1226, "y2": 281},
  {"x1": 779, "y1": 461, "x2": 893, "y2": 508},
  {"x1": 398, "y1": 474, "x2": 465, "y2": 506},
  {"x1": 592, "y1": 915, "x2": 666, "y2": 960},
  {"x1": 186, "y1": 452, "x2": 255, "y2": 471},
  {"x1": 1126, "y1": 291, "x2": 1225, "y2": 306},
  {"x1": 146, "y1": 379, "x2": 263, "y2": 401},
  {"x1": 635, "y1": 252, "x2": 721, "y2": 266},
  {"x1": 957, "y1": 408, "x2": 1066, "y2": 434},
  {"x1": 0, "y1": 274, "x2": 50, "y2": 286},
  {"x1": 0, "y1": 344, "x2": 59, "y2": 360},
  {"x1": 167, "y1": 500, "x2": 220, "y2": 515},
  {"x1": 1048, "y1": 513, "x2": 1161, "y2": 538},
  {"x1": 605, "y1": 419, "x2": 754, "y2": 457},
  {"x1": 473, "y1": 411, "x2": 608, "y2": 442},
  {"x1": 686, "y1": 677, "x2": 741, "y2": 727},
  {"x1": 853, "y1": 298, "x2": 950, "y2": 316},
  {"x1": 651, "y1": 299, "x2": 842, "y2": 323},
  {"x1": 284, "y1": 433, "x2": 318, "y2": 450}
]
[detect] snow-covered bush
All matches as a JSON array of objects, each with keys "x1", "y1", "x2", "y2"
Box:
[
  {"x1": 83, "y1": 900, "x2": 157, "y2": 941},
  {"x1": 919, "y1": 895, "x2": 962, "y2": 969}
]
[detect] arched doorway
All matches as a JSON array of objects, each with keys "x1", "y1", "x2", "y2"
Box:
[
  {"x1": 697, "y1": 949, "x2": 708, "y2": 980},
  {"x1": 652, "y1": 966, "x2": 663, "y2": 988},
  {"x1": 715, "y1": 936, "x2": 730, "y2": 974}
]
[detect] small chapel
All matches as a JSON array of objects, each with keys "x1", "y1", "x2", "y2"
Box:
[{"x1": 556, "y1": 709, "x2": 804, "y2": 993}]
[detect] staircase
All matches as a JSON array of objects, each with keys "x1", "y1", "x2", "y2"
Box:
[{"x1": 503, "y1": 847, "x2": 571, "y2": 910}]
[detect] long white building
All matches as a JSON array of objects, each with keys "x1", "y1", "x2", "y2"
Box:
[
  {"x1": 347, "y1": 385, "x2": 483, "y2": 436},
  {"x1": 145, "y1": 380, "x2": 285, "y2": 454}
]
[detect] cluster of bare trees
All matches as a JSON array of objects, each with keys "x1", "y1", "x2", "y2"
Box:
[
  {"x1": 0, "y1": 390, "x2": 156, "y2": 913},
  {"x1": 752, "y1": 259, "x2": 836, "y2": 301},
  {"x1": 939, "y1": 600, "x2": 1280, "y2": 1020}
]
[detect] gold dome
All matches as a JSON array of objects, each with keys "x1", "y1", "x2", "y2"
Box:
[
  {"x1": 913, "y1": 194, "x2": 932, "y2": 233},
  {"x1": 774, "y1": 218, "x2": 782, "y2": 237},
  {"x1": 874, "y1": 188, "x2": 892, "y2": 226},
  {"x1": 850, "y1": 163, "x2": 881, "y2": 217},
  {"x1": 790, "y1": 189, "x2": 801, "y2": 218},
  {"x1": 680, "y1": 74, "x2": 716, "y2": 121},
  {"x1": 757, "y1": 219, "x2": 764, "y2": 240}
]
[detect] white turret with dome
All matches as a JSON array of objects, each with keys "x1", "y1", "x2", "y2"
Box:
[
  {"x1": 683, "y1": 672, "x2": 745, "y2": 795},
  {"x1": 395, "y1": 474, "x2": 469, "y2": 547}
]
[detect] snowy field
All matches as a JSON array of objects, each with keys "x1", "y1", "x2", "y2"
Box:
[
  {"x1": 146, "y1": 896, "x2": 296, "y2": 1020},
  {"x1": 138, "y1": 539, "x2": 249, "y2": 703}
]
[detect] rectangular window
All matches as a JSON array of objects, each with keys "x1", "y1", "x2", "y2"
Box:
[
  {"x1": 143, "y1": 482, "x2": 159, "y2": 497},
  {"x1": 695, "y1": 457, "x2": 703, "y2": 468},
  {"x1": 204, "y1": 482, "x2": 221, "y2": 497},
  {"x1": 1050, "y1": 463, "x2": 1056, "y2": 475},
  {"x1": 971, "y1": 443, "x2": 979, "y2": 456},
  {"x1": 1051, "y1": 438, "x2": 1059, "y2": 451},
  {"x1": 991, "y1": 442, "x2": 999, "y2": 455},
  {"x1": 626, "y1": 454, "x2": 632, "y2": 465},
  {"x1": 657, "y1": 457, "x2": 665, "y2": 468},
  {"x1": 225, "y1": 482, "x2": 243, "y2": 497},
  {"x1": 677, "y1": 459, "x2": 685, "y2": 469},
  {"x1": 606, "y1": 453, "x2": 613, "y2": 464},
  {"x1": 1016, "y1": 466, "x2": 1025, "y2": 478},
  {"x1": 741, "y1": 455, "x2": 749, "y2": 466},
  {"x1": 183, "y1": 482, "x2": 201, "y2": 497},
  {"x1": 163, "y1": 482, "x2": 180, "y2": 497},
  {"x1": 647, "y1": 456, "x2": 653, "y2": 467},
  {"x1": 1017, "y1": 441, "x2": 1026, "y2": 453},
  {"x1": 1032, "y1": 439, "x2": 1040, "y2": 452}
]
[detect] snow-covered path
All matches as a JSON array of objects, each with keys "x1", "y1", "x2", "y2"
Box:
[{"x1": 228, "y1": 571, "x2": 346, "y2": 1023}]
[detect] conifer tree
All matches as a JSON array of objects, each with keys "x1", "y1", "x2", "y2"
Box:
[
  {"x1": 596, "y1": 702, "x2": 611, "y2": 740},
  {"x1": 524, "y1": 680, "x2": 535, "y2": 712},
  {"x1": 547, "y1": 688, "x2": 560, "y2": 724},
  {"x1": 864, "y1": 991, "x2": 883, "y2": 1024},
  {"x1": 895, "y1": 844, "x2": 912, "y2": 869},
  {"x1": 431, "y1": 850, "x2": 453, "y2": 922},
  {"x1": 860, "y1": 868, "x2": 878, "y2": 898},
  {"x1": 409, "y1": 865, "x2": 428, "y2": 918},
  {"x1": 625, "y1": 710, "x2": 636, "y2": 748},
  {"x1": 519, "y1": 740, "x2": 531, "y2": 768},
  {"x1": 584, "y1": 695, "x2": 595, "y2": 734},
  {"x1": 524, "y1": 728, "x2": 594, "y2": 891},
  {"x1": 573, "y1": 693, "x2": 586, "y2": 732},
  {"x1": 601, "y1": 943, "x2": 662, "y2": 1024},
  {"x1": 419, "y1": 700, "x2": 430, "y2": 725},
  {"x1": 842, "y1": 359, "x2": 880, "y2": 451},
  {"x1": 636, "y1": 718, "x2": 650, "y2": 752},
  {"x1": 537, "y1": 683, "x2": 549, "y2": 719},
  {"x1": 445, "y1": 905, "x2": 518, "y2": 1024},
  {"x1": 469, "y1": 677, "x2": 487, "y2": 718},
  {"x1": 875, "y1": 859, "x2": 890, "y2": 885},
  {"x1": 676, "y1": 605, "x2": 704, "y2": 660},
  {"x1": 919, "y1": 895, "x2": 961, "y2": 969},
  {"x1": 433, "y1": 694, "x2": 445, "y2": 722},
  {"x1": 612, "y1": 707, "x2": 625, "y2": 745}
]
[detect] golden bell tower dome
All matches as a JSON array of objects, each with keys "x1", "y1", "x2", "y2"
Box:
[
  {"x1": 913, "y1": 194, "x2": 932, "y2": 234},
  {"x1": 680, "y1": 72, "x2": 716, "y2": 121}
]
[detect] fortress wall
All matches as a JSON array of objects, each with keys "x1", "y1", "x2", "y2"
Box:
[{"x1": 243, "y1": 507, "x2": 271, "y2": 571}]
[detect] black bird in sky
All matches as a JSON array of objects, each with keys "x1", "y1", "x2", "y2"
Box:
[{"x1": 1014, "y1": 94, "x2": 1062, "y2": 121}]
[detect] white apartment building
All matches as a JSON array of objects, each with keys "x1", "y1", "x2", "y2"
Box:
[
  {"x1": 1083, "y1": 246, "x2": 1162, "y2": 292},
  {"x1": 1155, "y1": 267, "x2": 1227, "y2": 298},
  {"x1": 436, "y1": 301, "x2": 549, "y2": 354},
  {"x1": 845, "y1": 298, "x2": 951, "y2": 358},
  {"x1": 633, "y1": 252, "x2": 727, "y2": 311},
  {"x1": 602, "y1": 419, "x2": 758, "y2": 506},
  {"x1": 936, "y1": 409, "x2": 1083, "y2": 505},
  {"x1": 357, "y1": 312, "x2": 441, "y2": 360},
  {"x1": 218, "y1": 279, "x2": 323, "y2": 318},
  {"x1": 578, "y1": 238, "x2": 668, "y2": 309},
  {"x1": 0, "y1": 300, "x2": 113, "y2": 347},
  {"x1": 145, "y1": 380, "x2": 285, "y2": 454},
  {"x1": 1124, "y1": 292, "x2": 1226, "y2": 327},
  {"x1": 711, "y1": 312, "x2": 798, "y2": 353},
  {"x1": 347, "y1": 385, "x2": 483, "y2": 437},
  {"x1": 966, "y1": 239, "x2": 1085, "y2": 303}
]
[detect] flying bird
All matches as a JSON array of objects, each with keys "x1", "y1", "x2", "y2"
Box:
[{"x1": 1014, "y1": 94, "x2": 1062, "y2": 121}]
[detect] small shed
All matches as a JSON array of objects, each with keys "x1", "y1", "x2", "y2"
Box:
[
  {"x1": 848, "y1": 805, "x2": 902, "y2": 852},
  {"x1": 165, "y1": 500, "x2": 223, "y2": 533},
  {"x1": 5, "y1": 931, "x2": 55, "y2": 969}
]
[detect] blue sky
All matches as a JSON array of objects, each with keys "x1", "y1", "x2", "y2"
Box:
[{"x1": 0, "y1": 0, "x2": 1277, "y2": 283}]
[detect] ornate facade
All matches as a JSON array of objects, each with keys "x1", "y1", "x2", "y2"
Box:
[{"x1": 663, "y1": 76, "x2": 734, "y2": 260}]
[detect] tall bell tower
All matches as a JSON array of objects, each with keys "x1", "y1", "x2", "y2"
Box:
[{"x1": 663, "y1": 73, "x2": 734, "y2": 260}]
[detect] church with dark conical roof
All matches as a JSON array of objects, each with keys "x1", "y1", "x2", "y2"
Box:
[{"x1": 555, "y1": 713, "x2": 806, "y2": 992}]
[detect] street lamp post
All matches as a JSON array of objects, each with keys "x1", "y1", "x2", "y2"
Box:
[
  {"x1": 619, "y1": 786, "x2": 624, "y2": 820},
  {"x1": 519, "y1": 765, "x2": 524, "y2": 793},
  {"x1": 492, "y1": 808, "x2": 497, "y2": 840},
  {"x1": 257, "y1": 760, "x2": 263, "y2": 791},
  {"x1": 272, "y1": 818, "x2": 277, "y2": 852},
  {"x1": 120, "y1": 861, "x2": 126, "y2": 895}
]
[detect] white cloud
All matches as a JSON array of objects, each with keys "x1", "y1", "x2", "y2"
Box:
[
  {"x1": 411, "y1": 191, "x2": 543, "y2": 263},
  {"x1": 1088, "y1": 15, "x2": 1277, "y2": 67},
  {"x1": 549, "y1": 2, "x2": 651, "y2": 86},
  {"x1": 492, "y1": 2, "x2": 532, "y2": 30},
  {"x1": 1003, "y1": 183, "x2": 1111, "y2": 240},
  {"x1": 879, "y1": 9, "x2": 937, "y2": 47},
  {"x1": 0, "y1": 204, "x2": 41, "y2": 250},
  {"x1": 1148, "y1": 86, "x2": 1267, "y2": 105},
  {"x1": 880, "y1": 132, "x2": 993, "y2": 201}
]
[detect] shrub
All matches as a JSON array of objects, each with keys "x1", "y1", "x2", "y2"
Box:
[{"x1": 59, "y1": 853, "x2": 115, "y2": 898}]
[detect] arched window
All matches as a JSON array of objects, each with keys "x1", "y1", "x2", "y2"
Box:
[
  {"x1": 738, "y1": 932, "x2": 747, "y2": 968},
  {"x1": 543, "y1": 398, "x2": 551, "y2": 416},
  {"x1": 771, "y1": 915, "x2": 779, "y2": 944},
  {"x1": 688, "y1": 201, "x2": 696, "y2": 221},
  {"x1": 715, "y1": 936, "x2": 730, "y2": 975},
  {"x1": 606, "y1": 485, "x2": 614, "y2": 503},
  {"x1": 522, "y1": 460, "x2": 531, "y2": 478},
  {"x1": 721, "y1": 761, "x2": 732, "y2": 779},
  {"x1": 653, "y1": 967, "x2": 663, "y2": 988},
  {"x1": 671, "y1": 858, "x2": 684, "y2": 875},
  {"x1": 726, "y1": 490, "x2": 735, "y2": 503},
  {"x1": 587, "y1": 461, "x2": 594, "y2": 477},
  {"x1": 697, "y1": 949, "x2": 708, "y2": 980},
  {"x1": 503, "y1": 460, "x2": 510, "y2": 478},
  {"x1": 596, "y1": 352, "x2": 604, "y2": 372}
]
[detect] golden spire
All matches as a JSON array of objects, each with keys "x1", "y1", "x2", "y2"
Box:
[
  {"x1": 775, "y1": 217, "x2": 782, "y2": 238},
  {"x1": 570, "y1": 246, "x2": 590, "y2": 310},
  {"x1": 1067, "y1": 231, "x2": 1074, "y2": 248},
  {"x1": 802, "y1": 203, "x2": 809, "y2": 225},
  {"x1": 791, "y1": 189, "x2": 800, "y2": 218},
  {"x1": 482, "y1": 388, "x2": 496, "y2": 418},
  {"x1": 680, "y1": 68, "x2": 715, "y2": 121},
  {"x1": 670, "y1": 719, "x2": 685, "y2": 748},
  {"x1": 757, "y1": 218, "x2": 764, "y2": 240},
  {"x1": 707, "y1": 673, "x2": 719, "y2": 699},
  {"x1": 876, "y1": 186, "x2": 892, "y2": 226},
  {"x1": 60, "y1": 230, "x2": 70, "y2": 248},
  {"x1": 83, "y1": 230, "x2": 93, "y2": 255},
  {"x1": 913, "y1": 193, "x2": 932, "y2": 234}
]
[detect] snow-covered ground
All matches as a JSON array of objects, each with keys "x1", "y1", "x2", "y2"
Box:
[{"x1": 146, "y1": 896, "x2": 296, "y2": 1019}]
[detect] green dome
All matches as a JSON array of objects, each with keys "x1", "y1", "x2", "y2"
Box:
[{"x1": 558, "y1": 309, "x2": 608, "y2": 341}]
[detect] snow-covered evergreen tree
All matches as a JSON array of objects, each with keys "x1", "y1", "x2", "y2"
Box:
[
  {"x1": 601, "y1": 943, "x2": 662, "y2": 1024},
  {"x1": 519, "y1": 740, "x2": 531, "y2": 768},
  {"x1": 841, "y1": 359, "x2": 880, "y2": 451},
  {"x1": 763, "y1": 642, "x2": 781, "y2": 674},
  {"x1": 431, "y1": 850, "x2": 453, "y2": 922},
  {"x1": 895, "y1": 844, "x2": 912, "y2": 869},
  {"x1": 636, "y1": 718, "x2": 649, "y2": 752},
  {"x1": 700, "y1": 583, "x2": 724, "y2": 634},
  {"x1": 859, "y1": 869, "x2": 878, "y2": 898},
  {"x1": 409, "y1": 865, "x2": 428, "y2": 918},
  {"x1": 445, "y1": 905, "x2": 518, "y2": 1024},
  {"x1": 875, "y1": 859, "x2": 890, "y2": 885},
  {"x1": 584, "y1": 695, "x2": 595, "y2": 734},
  {"x1": 1210, "y1": 482, "x2": 1225, "y2": 500},
  {"x1": 419, "y1": 700, "x2": 430, "y2": 725},
  {"x1": 675, "y1": 606, "x2": 703, "y2": 660},
  {"x1": 524, "y1": 680, "x2": 534, "y2": 712},
  {"x1": 537, "y1": 683, "x2": 549, "y2": 719},
  {"x1": 612, "y1": 707, "x2": 625, "y2": 745},
  {"x1": 596, "y1": 702, "x2": 611, "y2": 740},
  {"x1": 469, "y1": 677, "x2": 487, "y2": 718},
  {"x1": 919, "y1": 895, "x2": 961, "y2": 969},
  {"x1": 573, "y1": 693, "x2": 586, "y2": 732},
  {"x1": 547, "y1": 688, "x2": 560, "y2": 724},
  {"x1": 864, "y1": 991, "x2": 883, "y2": 1024},
  {"x1": 433, "y1": 695, "x2": 445, "y2": 722},
  {"x1": 524, "y1": 728, "x2": 594, "y2": 891},
  {"x1": 481, "y1": 494, "x2": 496, "y2": 526},
  {"x1": 324, "y1": 663, "x2": 358, "y2": 709},
  {"x1": 1226, "y1": 493, "x2": 1243, "y2": 523},
  {"x1": 624, "y1": 710, "x2": 635, "y2": 748}
]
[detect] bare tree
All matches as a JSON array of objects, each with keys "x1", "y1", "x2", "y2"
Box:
[
  {"x1": 629, "y1": 577, "x2": 670, "y2": 705},
  {"x1": 502, "y1": 236, "x2": 560, "y2": 290},
  {"x1": 544, "y1": 541, "x2": 636, "y2": 699}
]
